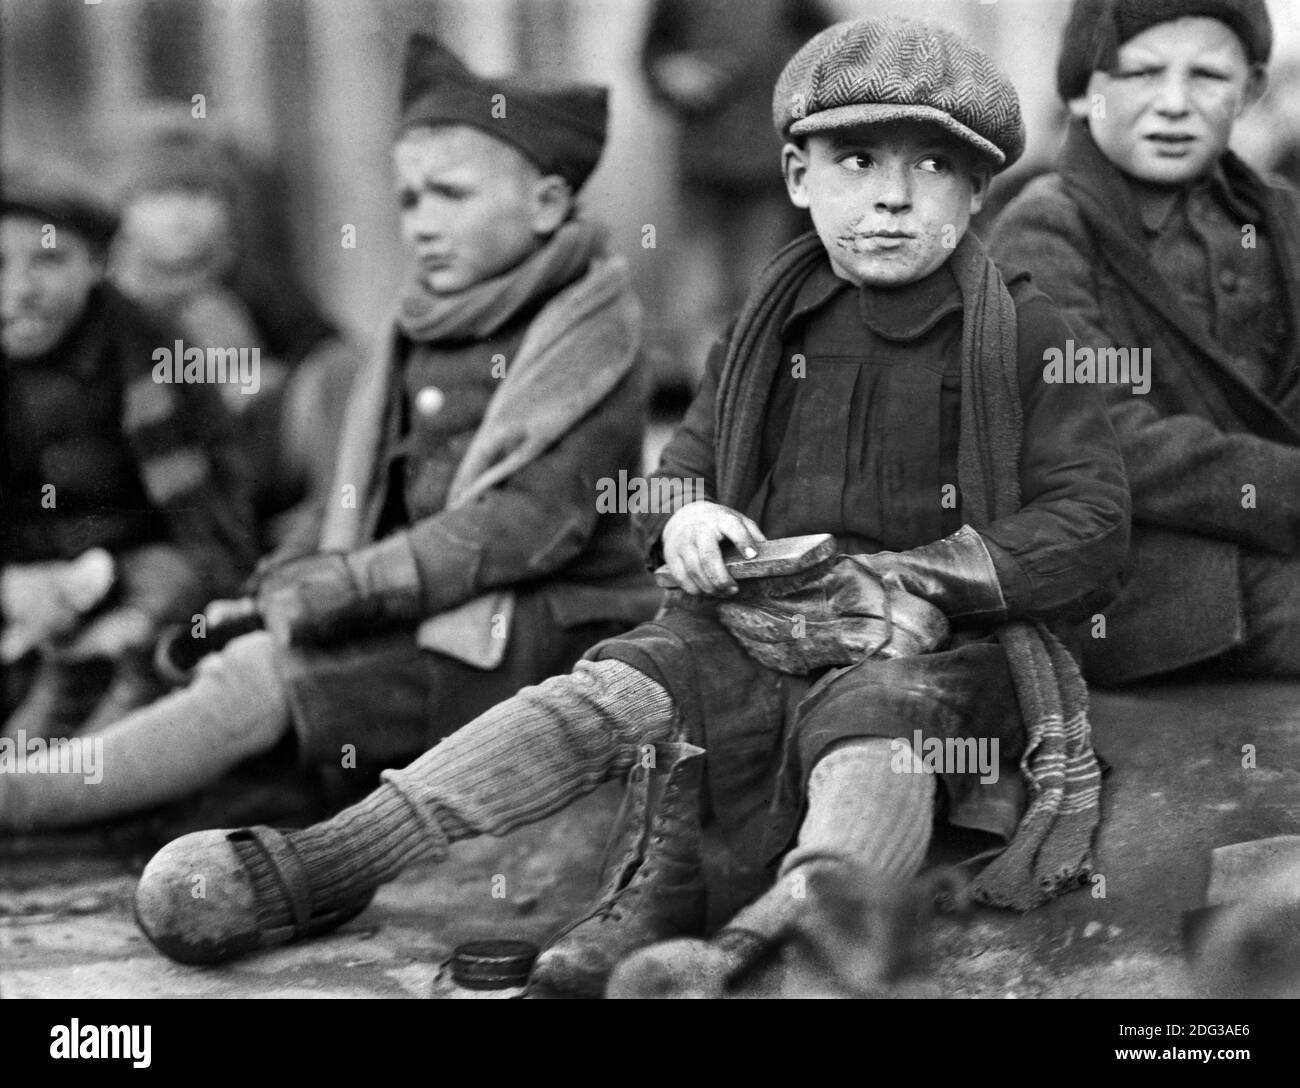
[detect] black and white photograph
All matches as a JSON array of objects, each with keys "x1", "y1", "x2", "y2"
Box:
[{"x1": 2, "y1": 0, "x2": 1298, "y2": 1045}]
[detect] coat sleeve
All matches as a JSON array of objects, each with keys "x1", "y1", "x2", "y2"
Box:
[
  {"x1": 635, "y1": 331, "x2": 726, "y2": 563},
  {"x1": 351, "y1": 366, "x2": 647, "y2": 617},
  {"x1": 974, "y1": 285, "x2": 1132, "y2": 623},
  {"x1": 989, "y1": 180, "x2": 1300, "y2": 556}
]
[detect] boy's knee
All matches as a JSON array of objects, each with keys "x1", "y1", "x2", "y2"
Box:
[{"x1": 190, "y1": 630, "x2": 290, "y2": 752}]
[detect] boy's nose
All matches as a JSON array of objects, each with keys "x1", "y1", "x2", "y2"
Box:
[
  {"x1": 1152, "y1": 73, "x2": 1192, "y2": 117},
  {"x1": 871, "y1": 164, "x2": 913, "y2": 214},
  {"x1": 0, "y1": 267, "x2": 39, "y2": 310},
  {"x1": 405, "y1": 196, "x2": 445, "y2": 240}
]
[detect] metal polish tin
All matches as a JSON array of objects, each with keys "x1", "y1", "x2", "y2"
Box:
[{"x1": 433, "y1": 939, "x2": 539, "y2": 999}]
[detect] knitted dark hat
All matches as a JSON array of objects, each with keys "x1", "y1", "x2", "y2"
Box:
[
  {"x1": 1056, "y1": 0, "x2": 1273, "y2": 101},
  {"x1": 398, "y1": 33, "x2": 609, "y2": 191},
  {"x1": 773, "y1": 16, "x2": 1025, "y2": 171},
  {"x1": 1, "y1": 159, "x2": 118, "y2": 247}
]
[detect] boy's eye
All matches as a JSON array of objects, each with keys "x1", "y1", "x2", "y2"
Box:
[
  {"x1": 1191, "y1": 67, "x2": 1230, "y2": 81},
  {"x1": 1115, "y1": 66, "x2": 1161, "y2": 80},
  {"x1": 838, "y1": 153, "x2": 872, "y2": 172},
  {"x1": 917, "y1": 156, "x2": 950, "y2": 174}
]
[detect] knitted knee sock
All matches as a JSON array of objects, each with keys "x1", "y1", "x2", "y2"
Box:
[
  {"x1": 0, "y1": 633, "x2": 290, "y2": 830},
  {"x1": 727, "y1": 737, "x2": 935, "y2": 938},
  {"x1": 236, "y1": 658, "x2": 676, "y2": 929}
]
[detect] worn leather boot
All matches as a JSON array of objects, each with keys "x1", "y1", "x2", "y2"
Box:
[{"x1": 527, "y1": 740, "x2": 706, "y2": 998}]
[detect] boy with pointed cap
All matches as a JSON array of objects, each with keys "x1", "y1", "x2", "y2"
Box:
[
  {"x1": 989, "y1": 0, "x2": 1300, "y2": 686},
  {"x1": 132, "y1": 16, "x2": 1128, "y2": 997},
  {"x1": 0, "y1": 36, "x2": 655, "y2": 830}
]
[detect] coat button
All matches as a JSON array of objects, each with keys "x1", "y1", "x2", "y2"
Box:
[
  {"x1": 1218, "y1": 269, "x2": 1239, "y2": 293},
  {"x1": 414, "y1": 385, "x2": 445, "y2": 416}
]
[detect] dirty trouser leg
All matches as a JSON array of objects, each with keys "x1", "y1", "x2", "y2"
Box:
[
  {"x1": 234, "y1": 658, "x2": 676, "y2": 932},
  {"x1": 0, "y1": 632, "x2": 290, "y2": 831}
]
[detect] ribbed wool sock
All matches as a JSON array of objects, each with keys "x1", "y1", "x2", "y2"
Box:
[
  {"x1": 726, "y1": 737, "x2": 935, "y2": 939},
  {"x1": 234, "y1": 658, "x2": 676, "y2": 929}
]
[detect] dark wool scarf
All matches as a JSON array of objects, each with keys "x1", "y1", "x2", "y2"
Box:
[
  {"x1": 716, "y1": 231, "x2": 1103, "y2": 910},
  {"x1": 1057, "y1": 119, "x2": 1300, "y2": 444},
  {"x1": 393, "y1": 218, "x2": 600, "y2": 343}
]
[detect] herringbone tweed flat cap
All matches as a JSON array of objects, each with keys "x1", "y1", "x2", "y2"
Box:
[{"x1": 773, "y1": 16, "x2": 1025, "y2": 170}]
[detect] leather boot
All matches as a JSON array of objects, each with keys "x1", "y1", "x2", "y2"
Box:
[{"x1": 527, "y1": 740, "x2": 706, "y2": 998}]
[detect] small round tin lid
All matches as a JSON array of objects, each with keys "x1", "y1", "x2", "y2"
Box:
[{"x1": 450, "y1": 939, "x2": 539, "y2": 990}]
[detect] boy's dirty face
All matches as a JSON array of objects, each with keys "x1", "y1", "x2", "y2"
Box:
[
  {"x1": 782, "y1": 121, "x2": 990, "y2": 288},
  {"x1": 394, "y1": 125, "x2": 569, "y2": 294},
  {"x1": 0, "y1": 213, "x2": 102, "y2": 360},
  {"x1": 1077, "y1": 17, "x2": 1264, "y2": 187}
]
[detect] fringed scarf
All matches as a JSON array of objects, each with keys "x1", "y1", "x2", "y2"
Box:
[{"x1": 716, "y1": 231, "x2": 1103, "y2": 910}]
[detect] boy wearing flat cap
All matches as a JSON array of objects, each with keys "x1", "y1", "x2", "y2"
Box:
[
  {"x1": 0, "y1": 36, "x2": 655, "y2": 829},
  {"x1": 991, "y1": 0, "x2": 1300, "y2": 686},
  {"x1": 1, "y1": 161, "x2": 255, "y2": 738},
  {"x1": 132, "y1": 17, "x2": 1128, "y2": 996}
]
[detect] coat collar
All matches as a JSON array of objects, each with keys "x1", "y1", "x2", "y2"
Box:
[
  {"x1": 781, "y1": 257, "x2": 963, "y2": 341},
  {"x1": 1131, "y1": 160, "x2": 1257, "y2": 237}
]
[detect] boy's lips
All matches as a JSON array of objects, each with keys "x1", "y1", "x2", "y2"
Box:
[
  {"x1": 2, "y1": 315, "x2": 53, "y2": 341},
  {"x1": 1144, "y1": 132, "x2": 1198, "y2": 152},
  {"x1": 841, "y1": 232, "x2": 916, "y2": 253}
]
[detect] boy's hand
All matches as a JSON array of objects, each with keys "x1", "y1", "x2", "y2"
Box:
[
  {"x1": 661, "y1": 502, "x2": 767, "y2": 597},
  {"x1": 0, "y1": 550, "x2": 117, "y2": 663},
  {"x1": 256, "y1": 553, "x2": 363, "y2": 647},
  {"x1": 651, "y1": 53, "x2": 731, "y2": 112},
  {"x1": 62, "y1": 605, "x2": 155, "y2": 661}
]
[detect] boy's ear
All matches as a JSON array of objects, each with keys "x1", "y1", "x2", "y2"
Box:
[
  {"x1": 530, "y1": 174, "x2": 575, "y2": 235},
  {"x1": 1066, "y1": 94, "x2": 1094, "y2": 121},
  {"x1": 967, "y1": 161, "x2": 994, "y2": 217},
  {"x1": 1240, "y1": 64, "x2": 1268, "y2": 114},
  {"x1": 782, "y1": 142, "x2": 811, "y2": 209}
]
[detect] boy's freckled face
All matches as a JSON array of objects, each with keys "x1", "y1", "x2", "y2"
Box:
[
  {"x1": 782, "y1": 121, "x2": 990, "y2": 288},
  {"x1": 0, "y1": 214, "x2": 102, "y2": 360},
  {"x1": 1079, "y1": 17, "x2": 1264, "y2": 187},
  {"x1": 393, "y1": 125, "x2": 548, "y2": 294}
]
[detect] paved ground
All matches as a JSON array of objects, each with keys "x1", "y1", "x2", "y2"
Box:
[{"x1": 3, "y1": 679, "x2": 1298, "y2": 999}]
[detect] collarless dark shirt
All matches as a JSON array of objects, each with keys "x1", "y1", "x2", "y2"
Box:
[{"x1": 752, "y1": 261, "x2": 965, "y2": 553}]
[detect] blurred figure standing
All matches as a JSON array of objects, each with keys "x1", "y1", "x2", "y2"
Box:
[{"x1": 641, "y1": 0, "x2": 828, "y2": 394}]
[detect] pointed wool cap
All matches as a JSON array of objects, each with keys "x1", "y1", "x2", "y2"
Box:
[
  {"x1": 773, "y1": 16, "x2": 1025, "y2": 171},
  {"x1": 398, "y1": 33, "x2": 609, "y2": 191}
]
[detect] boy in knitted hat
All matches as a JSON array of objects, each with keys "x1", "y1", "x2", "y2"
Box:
[
  {"x1": 0, "y1": 35, "x2": 655, "y2": 830},
  {"x1": 990, "y1": 0, "x2": 1297, "y2": 685},
  {"x1": 132, "y1": 17, "x2": 1127, "y2": 997},
  {"x1": 1, "y1": 160, "x2": 255, "y2": 739}
]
